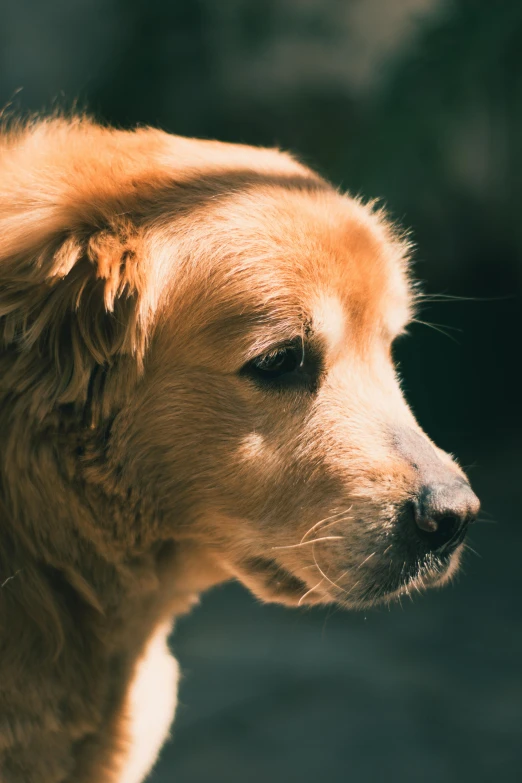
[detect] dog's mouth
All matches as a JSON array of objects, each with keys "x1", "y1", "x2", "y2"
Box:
[
  {"x1": 356, "y1": 544, "x2": 463, "y2": 606},
  {"x1": 234, "y1": 538, "x2": 464, "y2": 609}
]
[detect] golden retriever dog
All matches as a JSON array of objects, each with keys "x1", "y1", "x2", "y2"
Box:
[{"x1": 0, "y1": 116, "x2": 479, "y2": 782}]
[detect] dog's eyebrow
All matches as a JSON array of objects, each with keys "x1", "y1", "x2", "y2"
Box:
[
  {"x1": 312, "y1": 294, "x2": 345, "y2": 357},
  {"x1": 199, "y1": 306, "x2": 317, "y2": 362},
  {"x1": 241, "y1": 320, "x2": 315, "y2": 361}
]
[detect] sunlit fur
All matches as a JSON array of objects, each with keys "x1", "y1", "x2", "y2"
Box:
[{"x1": 0, "y1": 116, "x2": 474, "y2": 782}]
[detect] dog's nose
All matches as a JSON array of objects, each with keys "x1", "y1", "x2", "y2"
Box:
[
  {"x1": 412, "y1": 481, "x2": 480, "y2": 551},
  {"x1": 392, "y1": 427, "x2": 480, "y2": 551}
]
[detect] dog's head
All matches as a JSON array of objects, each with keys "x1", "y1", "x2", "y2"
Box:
[{"x1": 0, "y1": 118, "x2": 479, "y2": 612}]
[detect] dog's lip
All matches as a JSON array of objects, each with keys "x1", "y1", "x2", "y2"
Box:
[
  {"x1": 236, "y1": 533, "x2": 464, "y2": 608},
  {"x1": 241, "y1": 556, "x2": 309, "y2": 593},
  {"x1": 437, "y1": 519, "x2": 469, "y2": 554},
  {"x1": 237, "y1": 555, "x2": 323, "y2": 604},
  {"x1": 357, "y1": 541, "x2": 463, "y2": 605}
]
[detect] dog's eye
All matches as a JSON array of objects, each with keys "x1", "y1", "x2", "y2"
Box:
[
  {"x1": 240, "y1": 338, "x2": 321, "y2": 392},
  {"x1": 252, "y1": 345, "x2": 301, "y2": 376}
]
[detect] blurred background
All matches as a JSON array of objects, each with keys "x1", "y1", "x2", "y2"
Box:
[{"x1": 1, "y1": 1, "x2": 521, "y2": 781}]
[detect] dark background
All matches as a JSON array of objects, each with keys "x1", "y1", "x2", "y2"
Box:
[{"x1": 2, "y1": 1, "x2": 521, "y2": 781}]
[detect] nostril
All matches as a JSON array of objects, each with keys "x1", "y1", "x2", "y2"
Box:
[
  {"x1": 413, "y1": 502, "x2": 439, "y2": 533},
  {"x1": 411, "y1": 482, "x2": 478, "y2": 552},
  {"x1": 414, "y1": 503, "x2": 462, "y2": 535},
  {"x1": 414, "y1": 506, "x2": 464, "y2": 551}
]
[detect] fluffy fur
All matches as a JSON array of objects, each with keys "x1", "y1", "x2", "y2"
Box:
[{"x1": 0, "y1": 116, "x2": 477, "y2": 782}]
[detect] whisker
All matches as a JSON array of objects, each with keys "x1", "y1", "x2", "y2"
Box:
[
  {"x1": 411, "y1": 318, "x2": 460, "y2": 344},
  {"x1": 356, "y1": 551, "x2": 376, "y2": 570},
  {"x1": 475, "y1": 509, "x2": 498, "y2": 524},
  {"x1": 298, "y1": 579, "x2": 324, "y2": 606},
  {"x1": 415, "y1": 293, "x2": 513, "y2": 303},
  {"x1": 271, "y1": 535, "x2": 344, "y2": 552},
  {"x1": 463, "y1": 544, "x2": 482, "y2": 558},
  {"x1": 342, "y1": 575, "x2": 361, "y2": 597},
  {"x1": 416, "y1": 317, "x2": 463, "y2": 333},
  {"x1": 312, "y1": 547, "x2": 350, "y2": 596},
  {"x1": 312, "y1": 515, "x2": 353, "y2": 537},
  {"x1": 300, "y1": 507, "x2": 353, "y2": 543}
]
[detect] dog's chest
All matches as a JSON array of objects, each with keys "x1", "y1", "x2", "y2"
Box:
[{"x1": 117, "y1": 622, "x2": 179, "y2": 783}]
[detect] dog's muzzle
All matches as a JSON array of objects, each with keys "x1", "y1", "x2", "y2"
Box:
[{"x1": 393, "y1": 426, "x2": 480, "y2": 553}]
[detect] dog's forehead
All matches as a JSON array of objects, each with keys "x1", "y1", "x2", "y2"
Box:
[{"x1": 193, "y1": 185, "x2": 413, "y2": 346}]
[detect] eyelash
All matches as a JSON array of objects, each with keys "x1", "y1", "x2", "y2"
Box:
[{"x1": 239, "y1": 337, "x2": 322, "y2": 392}]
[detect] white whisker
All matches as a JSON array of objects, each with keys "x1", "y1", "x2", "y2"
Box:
[
  {"x1": 348, "y1": 579, "x2": 361, "y2": 595},
  {"x1": 356, "y1": 551, "x2": 376, "y2": 570},
  {"x1": 298, "y1": 579, "x2": 324, "y2": 606},
  {"x1": 300, "y1": 506, "x2": 353, "y2": 543},
  {"x1": 314, "y1": 516, "x2": 353, "y2": 537},
  {"x1": 312, "y1": 546, "x2": 350, "y2": 596},
  {"x1": 411, "y1": 318, "x2": 460, "y2": 344},
  {"x1": 271, "y1": 535, "x2": 344, "y2": 552}
]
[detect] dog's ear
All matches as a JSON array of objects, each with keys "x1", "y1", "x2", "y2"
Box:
[
  {"x1": 0, "y1": 117, "x2": 174, "y2": 422},
  {"x1": 0, "y1": 212, "x2": 154, "y2": 422}
]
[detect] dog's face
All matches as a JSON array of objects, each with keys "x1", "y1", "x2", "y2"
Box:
[
  {"x1": 0, "y1": 120, "x2": 479, "y2": 612},
  {"x1": 113, "y1": 167, "x2": 479, "y2": 610}
]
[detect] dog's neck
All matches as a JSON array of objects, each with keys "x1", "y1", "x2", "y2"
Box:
[
  {"x1": 0, "y1": 400, "x2": 231, "y2": 780},
  {"x1": 0, "y1": 404, "x2": 227, "y2": 660}
]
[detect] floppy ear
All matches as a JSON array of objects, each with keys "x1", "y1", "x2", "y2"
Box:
[
  {"x1": 0, "y1": 214, "x2": 153, "y2": 422},
  {"x1": 0, "y1": 216, "x2": 150, "y2": 661}
]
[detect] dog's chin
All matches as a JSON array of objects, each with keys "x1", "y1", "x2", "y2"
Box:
[
  {"x1": 233, "y1": 543, "x2": 464, "y2": 609},
  {"x1": 353, "y1": 543, "x2": 465, "y2": 608},
  {"x1": 233, "y1": 556, "x2": 331, "y2": 607}
]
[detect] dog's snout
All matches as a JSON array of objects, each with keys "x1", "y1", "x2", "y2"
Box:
[
  {"x1": 392, "y1": 426, "x2": 480, "y2": 551},
  {"x1": 412, "y1": 481, "x2": 480, "y2": 551}
]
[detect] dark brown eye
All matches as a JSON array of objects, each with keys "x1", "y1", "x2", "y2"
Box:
[
  {"x1": 240, "y1": 337, "x2": 322, "y2": 392},
  {"x1": 252, "y1": 344, "x2": 301, "y2": 377}
]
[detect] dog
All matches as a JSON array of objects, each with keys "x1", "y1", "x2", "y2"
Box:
[{"x1": 0, "y1": 115, "x2": 479, "y2": 782}]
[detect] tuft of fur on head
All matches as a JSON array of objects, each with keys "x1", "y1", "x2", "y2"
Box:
[{"x1": 0, "y1": 116, "x2": 167, "y2": 421}]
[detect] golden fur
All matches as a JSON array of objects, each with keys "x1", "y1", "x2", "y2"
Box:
[{"x1": 0, "y1": 116, "x2": 478, "y2": 782}]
